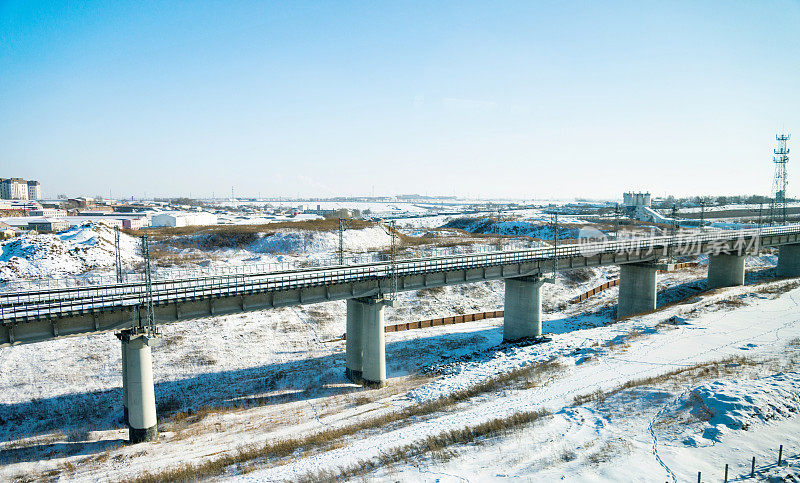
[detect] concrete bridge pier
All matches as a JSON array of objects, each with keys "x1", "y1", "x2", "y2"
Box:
[
  {"x1": 345, "y1": 298, "x2": 364, "y2": 383},
  {"x1": 503, "y1": 276, "x2": 545, "y2": 341},
  {"x1": 360, "y1": 296, "x2": 388, "y2": 388},
  {"x1": 121, "y1": 331, "x2": 159, "y2": 443},
  {"x1": 617, "y1": 263, "x2": 658, "y2": 319},
  {"x1": 708, "y1": 254, "x2": 746, "y2": 289},
  {"x1": 777, "y1": 244, "x2": 800, "y2": 277}
]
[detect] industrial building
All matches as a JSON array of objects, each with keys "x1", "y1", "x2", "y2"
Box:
[
  {"x1": 122, "y1": 218, "x2": 150, "y2": 230},
  {"x1": 151, "y1": 212, "x2": 218, "y2": 227},
  {"x1": 27, "y1": 218, "x2": 70, "y2": 233},
  {"x1": 622, "y1": 191, "x2": 651, "y2": 210},
  {"x1": 622, "y1": 191, "x2": 672, "y2": 224},
  {"x1": 29, "y1": 208, "x2": 66, "y2": 218}
]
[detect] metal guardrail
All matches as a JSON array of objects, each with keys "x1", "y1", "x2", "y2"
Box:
[{"x1": 1, "y1": 225, "x2": 798, "y2": 322}]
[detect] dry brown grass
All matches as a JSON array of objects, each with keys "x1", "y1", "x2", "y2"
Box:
[
  {"x1": 295, "y1": 409, "x2": 551, "y2": 483},
  {"x1": 604, "y1": 328, "x2": 646, "y2": 351},
  {"x1": 754, "y1": 280, "x2": 800, "y2": 297},
  {"x1": 416, "y1": 286, "x2": 446, "y2": 298},
  {"x1": 129, "y1": 219, "x2": 374, "y2": 239},
  {"x1": 572, "y1": 356, "x2": 758, "y2": 406},
  {"x1": 562, "y1": 268, "x2": 595, "y2": 286},
  {"x1": 585, "y1": 441, "x2": 621, "y2": 465},
  {"x1": 714, "y1": 297, "x2": 747, "y2": 308},
  {"x1": 127, "y1": 359, "x2": 563, "y2": 482},
  {"x1": 147, "y1": 247, "x2": 212, "y2": 266}
]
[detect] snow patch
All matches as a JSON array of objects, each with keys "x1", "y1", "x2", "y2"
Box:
[{"x1": 680, "y1": 372, "x2": 800, "y2": 442}]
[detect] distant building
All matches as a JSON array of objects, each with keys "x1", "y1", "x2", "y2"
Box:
[
  {"x1": 122, "y1": 218, "x2": 149, "y2": 230},
  {"x1": 303, "y1": 204, "x2": 341, "y2": 217},
  {"x1": 27, "y1": 180, "x2": 41, "y2": 200},
  {"x1": 97, "y1": 219, "x2": 123, "y2": 229},
  {"x1": 0, "y1": 222, "x2": 16, "y2": 239},
  {"x1": 69, "y1": 197, "x2": 95, "y2": 208},
  {"x1": 29, "y1": 208, "x2": 66, "y2": 218},
  {"x1": 623, "y1": 192, "x2": 651, "y2": 208},
  {"x1": 0, "y1": 178, "x2": 30, "y2": 200},
  {"x1": 622, "y1": 191, "x2": 673, "y2": 224},
  {"x1": 151, "y1": 212, "x2": 218, "y2": 227},
  {"x1": 27, "y1": 218, "x2": 70, "y2": 233}
]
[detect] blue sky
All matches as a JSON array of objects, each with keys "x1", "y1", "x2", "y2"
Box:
[{"x1": 1, "y1": 1, "x2": 798, "y2": 199}]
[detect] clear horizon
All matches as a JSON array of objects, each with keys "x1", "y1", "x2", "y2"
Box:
[{"x1": 1, "y1": 1, "x2": 798, "y2": 199}]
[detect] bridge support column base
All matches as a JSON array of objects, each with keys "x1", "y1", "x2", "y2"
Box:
[
  {"x1": 129, "y1": 426, "x2": 158, "y2": 444},
  {"x1": 708, "y1": 254, "x2": 746, "y2": 289},
  {"x1": 777, "y1": 244, "x2": 800, "y2": 278},
  {"x1": 618, "y1": 263, "x2": 658, "y2": 319},
  {"x1": 124, "y1": 332, "x2": 159, "y2": 443},
  {"x1": 503, "y1": 276, "x2": 545, "y2": 341},
  {"x1": 359, "y1": 296, "x2": 388, "y2": 388},
  {"x1": 345, "y1": 299, "x2": 364, "y2": 384}
]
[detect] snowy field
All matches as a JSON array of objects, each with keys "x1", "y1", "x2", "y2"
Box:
[{"x1": 0, "y1": 220, "x2": 799, "y2": 482}]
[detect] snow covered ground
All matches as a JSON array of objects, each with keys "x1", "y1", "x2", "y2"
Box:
[
  {"x1": 0, "y1": 224, "x2": 141, "y2": 284},
  {"x1": 0, "y1": 220, "x2": 798, "y2": 482}
]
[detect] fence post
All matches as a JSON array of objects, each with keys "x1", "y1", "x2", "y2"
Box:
[
  {"x1": 778, "y1": 445, "x2": 783, "y2": 466},
  {"x1": 697, "y1": 471, "x2": 701, "y2": 483},
  {"x1": 724, "y1": 464, "x2": 728, "y2": 483},
  {"x1": 751, "y1": 456, "x2": 755, "y2": 477}
]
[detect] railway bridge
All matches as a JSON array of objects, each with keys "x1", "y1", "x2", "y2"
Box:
[{"x1": 2, "y1": 225, "x2": 800, "y2": 442}]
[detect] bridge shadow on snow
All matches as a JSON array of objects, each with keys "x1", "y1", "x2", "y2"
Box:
[
  {"x1": 0, "y1": 325, "x2": 500, "y2": 456},
  {"x1": 0, "y1": 438, "x2": 126, "y2": 465}
]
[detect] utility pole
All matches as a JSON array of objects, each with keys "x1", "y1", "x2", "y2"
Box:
[
  {"x1": 614, "y1": 203, "x2": 620, "y2": 238},
  {"x1": 115, "y1": 226, "x2": 123, "y2": 283}
]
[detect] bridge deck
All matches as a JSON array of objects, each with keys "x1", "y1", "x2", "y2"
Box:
[{"x1": 1, "y1": 226, "x2": 798, "y2": 347}]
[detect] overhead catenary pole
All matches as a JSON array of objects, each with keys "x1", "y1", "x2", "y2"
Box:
[
  {"x1": 699, "y1": 198, "x2": 705, "y2": 229},
  {"x1": 669, "y1": 204, "x2": 678, "y2": 262},
  {"x1": 552, "y1": 211, "x2": 559, "y2": 280},
  {"x1": 140, "y1": 235, "x2": 155, "y2": 332},
  {"x1": 339, "y1": 218, "x2": 345, "y2": 265},
  {"x1": 390, "y1": 220, "x2": 398, "y2": 300},
  {"x1": 496, "y1": 208, "x2": 502, "y2": 251},
  {"x1": 115, "y1": 226, "x2": 123, "y2": 283}
]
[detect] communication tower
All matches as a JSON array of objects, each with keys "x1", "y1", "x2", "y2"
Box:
[{"x1": 769, "y1": 133, "x2": 790, "y2": 225}]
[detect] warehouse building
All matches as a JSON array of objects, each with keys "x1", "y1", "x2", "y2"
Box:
[
  {"x1": 151, "y1": 212, "x2": 218, "y2": 227},
  {"x1": 27, "y1": 218, "x2": 71, "y2": 233}
]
